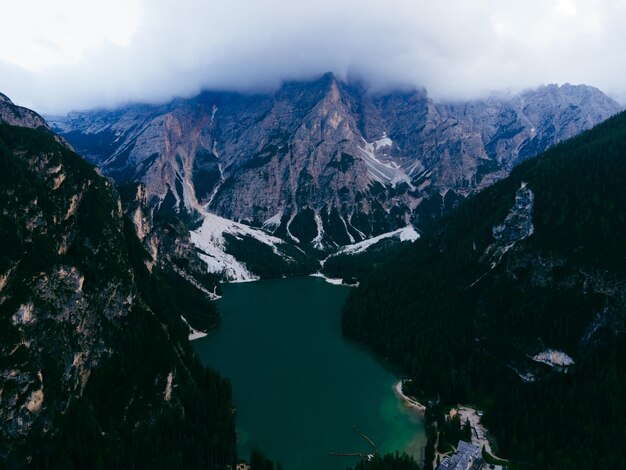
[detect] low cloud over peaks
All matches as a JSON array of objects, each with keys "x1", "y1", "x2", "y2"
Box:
[{"x1": 2, "y1": 0, "x2": 626, "y2": 113}]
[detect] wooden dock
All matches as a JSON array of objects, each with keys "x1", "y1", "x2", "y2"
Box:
[{"x1": 329, "y1": 425, "x2": 378, "y2": 460}]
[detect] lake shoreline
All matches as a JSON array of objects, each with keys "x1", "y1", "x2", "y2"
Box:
[
  {"x1": 310, "y1": 272, "x2": 358, "y2": 287},
  {"x1": 393, "y1": 381, "x2": 426, "y2": 413},
  {"x1": 193, "y1": 277, "x2": 425, "y2": 470}
]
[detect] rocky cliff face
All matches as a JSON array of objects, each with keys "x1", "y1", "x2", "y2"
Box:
[
  {"x1": 48, "y1": 74, "x2": 621, "y2": 248},
  {"x1": 0, "y1": 95, "x2": 236, "y2": 467},
  {"x1": 0, "y1": 92, "x2": 50, "y2": 130}
]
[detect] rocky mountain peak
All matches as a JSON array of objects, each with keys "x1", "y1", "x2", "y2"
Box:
[
  {"x1": 47, "y1": 76, "x2": 622, "y2": 248},
  {"x1": 0, "y1": 93, "x2": 50, "y2": 131},
  {"x1": 0, "y1": 92, "x2": 14, "y2": 104}
]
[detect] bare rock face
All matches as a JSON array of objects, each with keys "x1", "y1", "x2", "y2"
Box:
[
  {"x1": 0, "y1": 105, "x2": 134, "y2": 459},
  {"x1": 0, "y1": 96, "x2": 236, "y2": 466},
  {"x1": 482, "y1": 182, "x2": 535, "y2": 269},
  {"x1": 0, "y1": 93, "x2": 50, "y2": 130},
  {"x1": 0, "y1": 92, "x2": 76, "y2": 152},
  {"x1": 48, "y1": 74, "x2": 621, "y2": 248}
]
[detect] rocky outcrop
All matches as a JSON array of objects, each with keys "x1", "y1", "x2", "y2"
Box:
[
  {"x1": 0, "y1": 95, "x2": 236, "y2": 467},
  {"x1": 116, "y1": 182, "x2": 224, "y2": 329},
  {"x1": 48, "y1": 74, "x2": 621, "y2": 248},
  {"x1": 481, "y1": 182, "x2": 534, "y2": 269},
  {"x1": 0, "y1": 115, "x2": 128, "y2": 460},
  {"x1": 1, "y1": 92, "x2": 74, "y2": 151},
  {"x1": 0, "y1": 93, "x2": 50, "y2": 130}
]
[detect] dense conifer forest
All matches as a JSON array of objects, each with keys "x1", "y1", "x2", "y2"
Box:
[{"x1": 343, "y1": 111, "x2": 626, "y2": 469}]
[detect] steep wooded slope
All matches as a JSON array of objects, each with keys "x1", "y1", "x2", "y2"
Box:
[
  {"x1": 0, "y1": 96, "x2": 236, "y2": 468},
  {"x1": 343, "y1": 111, "x2": 626, "y2": 469}
]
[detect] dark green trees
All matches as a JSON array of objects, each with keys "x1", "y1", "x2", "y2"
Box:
[{"x1": 343, "y1": 111, "x2": 626, "y2": 468}]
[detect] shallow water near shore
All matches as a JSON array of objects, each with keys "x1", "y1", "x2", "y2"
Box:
[{"x1": 193, "y1": 276, "x2": 425, "y2": 469}]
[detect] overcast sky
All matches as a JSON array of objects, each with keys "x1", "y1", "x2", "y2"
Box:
[{"x1": 2, "y1": 0, "x2": 626, "y2": 114}]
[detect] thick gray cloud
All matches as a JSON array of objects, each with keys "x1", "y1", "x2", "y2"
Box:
[{"x1": 2, "y1": 0, "x2": 626, "y2": 113}]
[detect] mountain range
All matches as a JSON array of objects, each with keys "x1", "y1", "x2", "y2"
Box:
[
  {"x1": 1, "y1": 72, "x2": 624, "y2": 469},
  {"x1": 48, "y1": 73, "x2": 621, "y2": 254}
]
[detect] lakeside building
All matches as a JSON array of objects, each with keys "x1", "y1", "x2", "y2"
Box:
[{"x1": 437, "y1": 440, "x2": 483, "y2": 470}]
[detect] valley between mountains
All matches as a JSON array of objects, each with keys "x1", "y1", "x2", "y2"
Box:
[{"x1": 1, "y1": 72, "x2": 625, "y2": 470}]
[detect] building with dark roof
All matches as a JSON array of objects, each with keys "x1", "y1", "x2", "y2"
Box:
[{"x1": 437, "y1": 440, "x2": 483, "y2": 470}]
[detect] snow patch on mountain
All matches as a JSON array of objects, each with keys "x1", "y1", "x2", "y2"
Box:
[
  {"x1": 372, "y1": 136, "x2": 393, "y2": 150},
  {"x1": 359, "y1": 136, "x2": 413, "y2": 188},
  {"x1": 311, "y1": 211, "x2": 330, "y2": 250},
  {"x1": 333, "y1": 225, "x2": 419, "y2": 256},
  {"x1": 310, "y1": 272, "x2": 345, "y2": 285},
  {"x1": 190, "y1": 212, "x2": 286, "y2": 281},
  {"x1": 180, "y1": 315, "x2": 208, "y2": 341},
  {"x1": 532, "y1": 349, "x2": 575, "y2": 367},
  {"x1": 262, "y1": 210, "x2": 283, "y2": 231}
]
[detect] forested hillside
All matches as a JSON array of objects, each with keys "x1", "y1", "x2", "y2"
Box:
[
  {"x1": 0, "y1": 115, "x2": 237, "y2": 468},
  {"x1": 343, "y1": 111, "x2": 626, "y2": 469}
]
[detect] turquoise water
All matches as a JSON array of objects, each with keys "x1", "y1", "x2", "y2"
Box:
[{"x1": 193, "y1": 276, "x2": 425, "y2": 469}]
